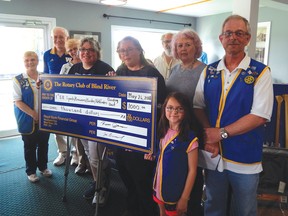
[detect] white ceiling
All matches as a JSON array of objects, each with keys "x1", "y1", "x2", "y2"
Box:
[{"x1": 70, "y1": 0, "x2": 288, "y2": 17}]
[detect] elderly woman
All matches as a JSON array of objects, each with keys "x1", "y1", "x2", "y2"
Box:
[
  {"x1": 60, "y1": 38, "x2": 81, "y2": 74},
  {"x1": 114, "y1": 36, "x2": 166, "y2": 216},
  {"x1": 69, "y1": 37, "x2": 114, "y2": 206},
  {"x1": 166, "y1": 28, "x2": 206, "y2": 104},
  {"x1": 166, "y1": 28, "x2": 206, "y2": 216},
  {"x1": 13, "y1": 51, "x2": 52, "y2": 183}
]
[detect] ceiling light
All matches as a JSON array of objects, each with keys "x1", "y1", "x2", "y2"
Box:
[{"x1": 100, "y1": 0, "x2": 127, "y2": 6}]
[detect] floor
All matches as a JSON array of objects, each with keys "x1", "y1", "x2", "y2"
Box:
[
  {"x1": 258, "y1": 203, "x2": 288, "y2": 216},
  {"x1": 1, "y1": 136, "x2": 288, "y2": 216}
]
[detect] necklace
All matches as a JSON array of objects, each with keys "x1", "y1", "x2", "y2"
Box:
[{"x1": 181, "y1": 59, "x2": 196, "y2": 70}]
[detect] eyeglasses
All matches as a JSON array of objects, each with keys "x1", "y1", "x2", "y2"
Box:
[
  {"x1": 117, "y1": 48, "x2": 136, "y2": 55},
  {"x1": 222, "y1": 30, "x2": 249, "y2": 38},
  {"x1": 162, "y1": 40, "x2": 171, "y2": 44},
  {"x1": 166, "y1": 106, "x2": 184, "y2": 113},
  {"x1": 79, "y1": 48, "x2": 96, "y2": 53}
]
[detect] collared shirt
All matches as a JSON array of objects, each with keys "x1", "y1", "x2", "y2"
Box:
[
  {"x1": 193, "y1": 55, "x2": 274, "y2": 174},
  {"x1": 43, "y1": 47, "x2": 72, "y2": 74},
  {"x1": 153, "y1": 52, "x2": 180, "y2": 80}
]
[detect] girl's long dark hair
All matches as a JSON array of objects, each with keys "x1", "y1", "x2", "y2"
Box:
[{"x1": 157, "y1": 92, "x2": 192, "y2": 142}]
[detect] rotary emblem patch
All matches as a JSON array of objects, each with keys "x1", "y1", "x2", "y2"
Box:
[{"x1": 244, "y1": 75, "x2": 255, "y2": 84}]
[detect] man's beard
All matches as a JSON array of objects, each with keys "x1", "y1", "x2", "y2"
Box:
[{"x1": 164, "y1": 49, "x2": 172, "y2": 57}]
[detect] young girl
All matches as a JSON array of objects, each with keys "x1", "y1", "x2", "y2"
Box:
[{"x1": 153, "y1": 92, "x2": 198, "y2": 216}]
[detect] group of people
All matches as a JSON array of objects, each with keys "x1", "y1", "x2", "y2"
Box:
[{"x1": 13, "y1": 14, "x2": 274, "y2": 216}]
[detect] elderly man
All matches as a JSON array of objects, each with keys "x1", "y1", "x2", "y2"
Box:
[
  {"x1": 193, "y1": 15, "x2": 274, "y2": 216},
  {"x1": 43, "y1": 27, "x2": 72, "y2": 166},
  {"x1": 44, "y1": 26, "x2": 71, "y2": 74},
  {"x1": 153, "y1": 32, "x2": 179, "y2": 81}
]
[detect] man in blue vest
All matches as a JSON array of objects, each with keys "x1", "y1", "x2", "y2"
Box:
[{"x1": 193, "y1": 15, "x2": 274, "y2": 216}]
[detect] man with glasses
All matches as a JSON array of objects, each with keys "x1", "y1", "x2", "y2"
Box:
[
  {"x1": 153, "y1": 33, "x2": 179, "y2": 81},
  {"x1": 193, "y1": 15, "x2": 273, "y2": 216}
]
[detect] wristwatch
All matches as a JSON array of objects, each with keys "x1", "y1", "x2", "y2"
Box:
[{"x1": 220, "y1": 128, "x2": 229, "y2": 139}]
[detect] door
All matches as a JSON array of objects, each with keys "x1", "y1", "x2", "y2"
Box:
[{"x1": 0, "y1": 13, "x2": 55, "y2": 138}]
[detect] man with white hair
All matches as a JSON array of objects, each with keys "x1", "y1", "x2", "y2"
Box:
[
  {"x1": 43, "y1": 26, "x2": 72, "y2": 166},
  {"x1": 153, "y1": 32, "x2": 179, "y2": 81}
]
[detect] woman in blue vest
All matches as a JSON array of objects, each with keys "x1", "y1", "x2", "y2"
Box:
[{"x1": 13, "y1": 51, "x2": 52, "y2": 183}]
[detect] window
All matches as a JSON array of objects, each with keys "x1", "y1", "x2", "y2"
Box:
[
  {"x1": 0, "y1": 13, "x2": 55, "y2": 138},
  {"x1": 111, "y1": 25, "x2": 177, "y2": 69}
]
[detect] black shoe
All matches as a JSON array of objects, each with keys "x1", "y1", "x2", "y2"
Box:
[
  {"x1": 75, "y1": 165, "x2": 86, "y2": 175},
  {"x1": 83, "y1": 181, "x2": 96, "y2": 199}
]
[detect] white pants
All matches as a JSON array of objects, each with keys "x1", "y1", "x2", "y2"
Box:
[
  {"x1": 54, "y1": 134, "x2": 76, "y2": 157},
  {"x1": 80, "y1": 140, "x2": 110, "y2": 187}
]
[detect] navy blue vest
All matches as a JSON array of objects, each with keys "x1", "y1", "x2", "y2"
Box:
[
  {"x1": 14, "y1": 74, "x2": 35, "y2": 134},
  {"x1": 154, "y1": 131, "x2": 197, "y2": 203},
  {"x1": 204, "y1": 59, "x2": 269, "y2": 164}
]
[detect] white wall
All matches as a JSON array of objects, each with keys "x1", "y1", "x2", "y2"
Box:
[
  {"x1": 0, "y1": 0, "x2": 195, "y2": 66},
  {"x1": 196, "y1": 8, "x2": 288, "y2": 84},
  {"x1": 1, "y1": 0, "x2": 287, "y2": 83}
]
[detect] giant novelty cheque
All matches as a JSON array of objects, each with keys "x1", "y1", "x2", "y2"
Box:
[{"x1": 39, "y1": 74, "x2": 158, "y2": 153}]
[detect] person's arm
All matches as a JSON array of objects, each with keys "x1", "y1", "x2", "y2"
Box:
[
  {"x1": 194, "y1": 108, "x2": 210, "y2": 128},
  {"x1": 193, "y1": 70, "x2": 220, "y2": 157},
  {"x1": 205, "y1": 114, "x2": 267, "y2": 144},
  {"x1": 14, "y1": 100, "x2": 38, "y2": 122},
  {"x1": 43, "y1": 51, "x2": 49, "y2": 73},
  {"x1": 194, "y1": 107, "x2": 220, "y2": 157},
  {"x1": 205, "y1": 67, "x2": 273, "y2": 144},
  {"x1": 176, "y1": 147, "x2": 198, "y2": 215}
]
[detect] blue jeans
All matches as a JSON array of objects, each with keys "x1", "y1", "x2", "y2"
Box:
[{"x1": 204, "y1": 169, "x2": 259, "y2": 216}]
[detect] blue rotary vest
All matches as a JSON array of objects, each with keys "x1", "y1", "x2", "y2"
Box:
[
  {"x1": 14, "y1": 74, "x2": 35, "y2": 134},
  {"x1": 204, "y1": 59, "x2": 269, "y2": 164},
  {"x1": 154, "y1": 131, "x2": 197, "y2": 203}
]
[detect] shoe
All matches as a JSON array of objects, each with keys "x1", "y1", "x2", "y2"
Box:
[
  {"x1": 70, "y1": 153, "x2": 78, "y2": 166},
  {"x1": 28, "y1": 174, "x2": 39, "y2": 183},
  {"x1": 83, "y1": 181, "x2": 96, "y2": 199},
  {"x1": 92, "y1": 187, "x2": 108, "y2": 206},
  {"x1": 53, "y1": 154, "x2": 66, "y2": 166},
  {"x1": 75, "y1": 165, "x2": 86, "y2": 175},
  {"x1": 85, "y1": 168, "x2": 92, "y2": 175},
  {"x1": 40, "y1": 169, "x2": 52, "y2": 177}
]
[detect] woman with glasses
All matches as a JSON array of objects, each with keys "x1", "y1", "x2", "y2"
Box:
[
  {"x1": 69, "y1": 37, "x2": 113, "y2": 75},
  {"x1": 68, "y1": 37, "x2": 114, "y2": 206},
  {"x1": 166, "y1": 28, "x2": 206, "y2": 216},
  {"x1": 153, "y1": 92, "x2": 199, "y2": 216},
  {"x1": 112, "y1": 36, "x2": 166, "y2": 216},
  {"x1": 59, "y1": 38, "x2": 91, "y2": 176}
]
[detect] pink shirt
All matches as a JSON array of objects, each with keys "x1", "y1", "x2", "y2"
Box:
[{"x1": 154, "y1": 128, "x2": 198, "y2": 201}]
